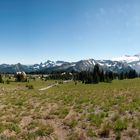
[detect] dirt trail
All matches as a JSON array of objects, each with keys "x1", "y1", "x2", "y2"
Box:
[
  {"x1": 39, "y1": 83, "x2": 58, "y2": 91},
  {"x1": 38, "y1": 80, "x2": 73, "y2": 139},
  {"x1": 39, "y1": 80, "x2": 72, "y2": 91}
]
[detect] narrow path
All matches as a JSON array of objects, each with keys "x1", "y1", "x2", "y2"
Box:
[
  {"x1": 39, "y1": 80, "x2": 72, "y2": 91},
  {"x1": 39, "y1": 83, "x2": 58, "y2": 91}
]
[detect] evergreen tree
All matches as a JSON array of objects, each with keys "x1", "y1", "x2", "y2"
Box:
[
  {"x1": 104, "y1": 71, "x2": 113, "y2": 83},
  {"x1": 108, "y1": 71, "x2": 114, "y2": 81},
  {"x1": 127, "y1": 70, "x2": 137, "y2": 79},
  {"x1": 85, "y1": 71, "x2": 93, "y2": 84},
  {"x1": 119, "y1": 72, "x2": 124, "y2": 80},
  {"x1": 92, "y1": 64, "x2": 100, "y2": 84},
  {"x1": 0, "y1": 74, "x2": 4, "y2": 83},
  {"x1": 100, "y1": 70, "x2": 105, "y2": 82}
]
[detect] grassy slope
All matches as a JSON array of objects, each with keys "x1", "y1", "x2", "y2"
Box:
[{"x1": 0, "y1": 78, "x2": 140, "y2": 139}]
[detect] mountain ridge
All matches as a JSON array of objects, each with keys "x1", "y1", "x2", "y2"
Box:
[
  {"x1": 112, "y1": 53, "x2": 140, "y2": 72},
  {"x1": 0, "y1": 53, "x2": 140, "y2": 73}
]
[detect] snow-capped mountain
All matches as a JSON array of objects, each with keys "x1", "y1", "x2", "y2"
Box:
[
  {"x1": 30, "y1": 59, "x2": 132, "y2": 73},
  {"x1": 64, "y1": 59, "x2": 131, "y2": 73},
  {"x1": 0, "y1": 54, "x2": 140, "y2": 74},
  {"x1": 31, "y1": 60, "x2": 69, "y2": 70},
  {"x1": 112, "y1": 54, "x2": 140, "y2": 63},
  {"x1": 112, "y1": 54, "x2": 140, "y2": 72}
]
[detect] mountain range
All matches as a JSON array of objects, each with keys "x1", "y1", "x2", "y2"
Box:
[{"x1": 0, "y1": 53, "x2": 140, "y2": 74}]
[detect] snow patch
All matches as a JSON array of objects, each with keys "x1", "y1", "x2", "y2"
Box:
[{"x1": 112, "y1": 55, "x2": 140, "y2": 63}]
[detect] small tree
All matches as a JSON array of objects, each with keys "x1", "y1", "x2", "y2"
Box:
[
  {"x1": 0, "y1": 74, "x2": 4, "y2": 83},
  {"x1": 15, "y1": 72, "x2": 27, "y2": 82},
  {"x1": 6, "y1": 79, "x2": 10, "y2": 84}
]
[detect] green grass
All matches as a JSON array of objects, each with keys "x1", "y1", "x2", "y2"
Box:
[
  {"x1": 114, "y1": 119, "x2": 128, "y2": 131},
  {"x1": 0, "y1": 78, "x2": 140, "y2": 139}
]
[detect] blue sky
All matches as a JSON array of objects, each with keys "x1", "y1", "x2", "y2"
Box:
[{"x1": 0, "y1": 0, "x2": 140, "y2": 64}]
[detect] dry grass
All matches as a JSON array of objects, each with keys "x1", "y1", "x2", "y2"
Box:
[{"x1": 0, "y1": 78, "x2": 140, "y2": 139}]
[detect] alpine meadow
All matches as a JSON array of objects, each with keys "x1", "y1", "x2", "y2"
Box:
[{"x1": 0, "y1": 0, "x2": 140, "y2": 140}]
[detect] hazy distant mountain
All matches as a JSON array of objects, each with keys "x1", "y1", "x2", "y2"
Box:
[
  {"x1": 112, "y1": 53, "x2": 140, "y2": 73},
  {"x1": 0, "y1": 59, "x2": 133, "y2": 74},
  {"x1": 1, "y1": 53, "x2": 140, "y2": 73}
]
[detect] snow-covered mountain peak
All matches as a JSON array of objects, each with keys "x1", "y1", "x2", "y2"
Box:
[
  {"x1": 112, "y1": 54, "x2": 140, "y2": 63},
  {"x1": 1, "y1": 53, "x2": 140, "y2": 73},
  {"x1": 39, "y1": 60, "x2": 69, "y2": 68},
  {"x1": 134, "y1": 53, "x2": 140, "y2": 57}
]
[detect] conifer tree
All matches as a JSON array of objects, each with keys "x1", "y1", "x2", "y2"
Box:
[
  {"x1": 92, "y1": 64, "x2": 100, "y2": 83},
  {"x1": 0, "y1": 74, "x2": 4, "y2": 83},
  {"x1": 100, "y1": 70, "x2": 104, "y2": 82}
]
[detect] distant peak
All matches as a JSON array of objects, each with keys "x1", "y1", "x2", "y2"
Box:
[
  {"x1": 56, "y1": 60, "x2": 65, "y2": 63},
  {"x1": 112, "y1": 54, "x2": 140, "y2": 63},
  {"x1": 124, "y1": 55, "x2": 131, "y2": 57},
  {"x1": 46, "y1": 60, "x2": 53, "y2": 63},
  {"x1": 134, "y1": 53, "x2": 140, "y2": 57}
]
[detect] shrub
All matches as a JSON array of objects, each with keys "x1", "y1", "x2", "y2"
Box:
[
  {"x1": 35, "y1": 125, "x2": 53, "y2": 136},
  {"x1": 114, "y1": 119, "x2": 127, "y2": 131},
  {"x1": 87, "y1": 113, "x2": 104, "y2": 126},
  {"x1": 98, "y1": 127, "x2": 110, "y2": 138},
  {"x1": 64, "y1": 119, "x2": 78, "y2": 129},
  {"x1": 58, "y1": 81, "x2": 63, "y2": 84},
  {"x1": 87, "y1": 128, "x2": 96, "y2": 137},
  {"x1": 115, "y1": 131, "x2": 121, "y2": 140},
  {"x1": 15, "y1": 72, "x2": 27, "y2": 82},
  {"x1": 26, "y1": 84, "x2": 34, "y2": 89},
  {"x1": 6, "y1": 80, "x2": 10, "y2": 84},
  {"x1": 7, "y1": 123, "x2": 21, "y2": 134}
]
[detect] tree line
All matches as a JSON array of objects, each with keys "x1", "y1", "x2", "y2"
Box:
[
  {"x1": 41, "y1": 64, "x2": 138, "y2": 84},
  {"x1": 0, "y1": 64, "x2": 139, "y2": 84},
  {"x1": 74, "y1": 64, "x2": 138, "y2": 84}
]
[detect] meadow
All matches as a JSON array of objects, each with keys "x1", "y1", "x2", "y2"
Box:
[{"x1": 0, "y1": 77, "x2": 140, "y2": 140}]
